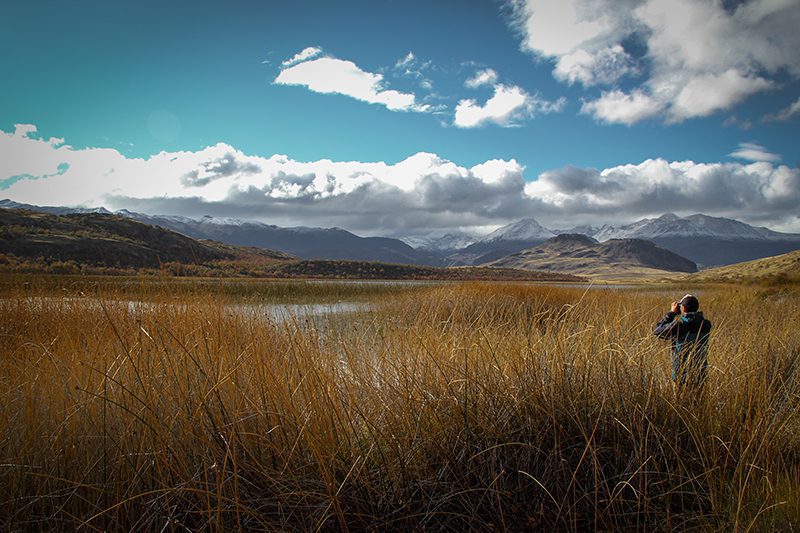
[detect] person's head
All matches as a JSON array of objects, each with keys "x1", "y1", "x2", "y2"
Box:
[{"x1": 678, "y1": 294, "x2": 699, "y2": 313}]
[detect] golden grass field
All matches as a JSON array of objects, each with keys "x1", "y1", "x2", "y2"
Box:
[
  {"x1": 1, "y1": 275, "x2": 799, "y2": 531},
  {"x1": 688, "y1": 250, "x2": 800, "y2": 286}
]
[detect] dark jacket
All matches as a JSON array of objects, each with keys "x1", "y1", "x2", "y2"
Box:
[{"x1": 654, "y1": 311, "x2": 712, "y2": 383}]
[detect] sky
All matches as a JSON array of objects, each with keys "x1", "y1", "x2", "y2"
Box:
[{"x1": 1, "y1": 0, "x2": 799, "y2": 236}]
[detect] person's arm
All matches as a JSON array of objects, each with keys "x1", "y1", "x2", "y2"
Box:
[{"x1": 654, "y1": 311, "x2": 680, "y2": 338}]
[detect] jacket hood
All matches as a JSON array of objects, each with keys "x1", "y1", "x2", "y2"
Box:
[{"x1": 681, "y1": 311, "x2": 704, "y2": 325}]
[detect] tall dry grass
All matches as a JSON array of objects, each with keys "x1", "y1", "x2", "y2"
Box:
[{"x1": 1, "y1": 280, "x2": 799, "y2": 530}]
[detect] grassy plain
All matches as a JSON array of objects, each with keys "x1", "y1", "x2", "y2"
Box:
[{"x1": 1, "y1": 275, "x2": 799, "y2": 530}]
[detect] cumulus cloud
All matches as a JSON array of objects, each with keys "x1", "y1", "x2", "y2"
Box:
[
  {"x1": 580, "y1": 89, "x2": 663, "y2": 125},
  {"x1": 525, "y1": 158, "x2": 800, "y2": 228},
  {"x1": 181, "y1": 152, "x2": 261, "y2": 187},
  {"x1": 508, "y1": 0, "x2": 800, "y2": 124},
  {"x1": 554, "y1": 45, "x2": 636, "y2": 86},
  {"x1": 2, "y1": 125, "x2": 798, "y2": 233},
  {"x1": 275, "y1": 48, "x2": 430, "y2": 112},
  {"x1": 728, "y1": 142, "x2": 781, "y2": 163},
  {"x1": 454, "y1": 84, "x2": 565, "y2": 128},
  {"x1": 0, "y1": 125, "x2": 532, "y2": 233}
]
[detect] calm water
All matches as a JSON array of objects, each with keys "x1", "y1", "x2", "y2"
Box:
[{"x1": 2, "y1": 296, "x2": 371, "y2": 323}]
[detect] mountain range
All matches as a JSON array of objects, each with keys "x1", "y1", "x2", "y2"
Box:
[
  {"x1": 0, "y1": 208, "x2": 584, "y2": 281},
  {"x1": 585, "y1": 213, "x2": 800, "y2": 267},
  {"x1": 121, "y1": 211, "x2": 444, "y2": 266},
  {"x1": 0, "y1": 200, "x2": 441, "y2": 266},
  {"x1": 442, "y1": 213, "x2": 800, "y2": 268},
  {"x1": 2, "y1": 199, "x2": 799, "y2": 268}
]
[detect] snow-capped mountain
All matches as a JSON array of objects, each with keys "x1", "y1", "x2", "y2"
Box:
[
  {"x1": 585, "y1": 213, "x2": 800, "y2": 267},
  {"x1": 4, "y1": 199, "x2": 799, "y2": 268},
  {"x1": 454, "y1": 213, "x2": 800, "y2": 267},
  {"x1": 0, "y1": 199, "x2": 112, "y2": 216},
  {"x1": 551, "y1": 224, "x2": 600, "y2": 237},
  {"x1": 446, "y1": 218, "x2": 556, "y2": 265},
  {"x1": 591, "y1": 213, "x2": 789, "y2": 241},
  {"x1": 480, "y1": 218, "x2": 556, "y2": 243},
  {"x1": 117, "y1": 211, "x2": 254, "y2": 227},
  {"x1": 400, "y1": 231, "x2": 479, "y2": 252}
]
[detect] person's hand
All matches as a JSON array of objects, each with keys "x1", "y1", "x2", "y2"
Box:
[{"x1": 671, "y1": 302, "x2": 681, "y2": 314}]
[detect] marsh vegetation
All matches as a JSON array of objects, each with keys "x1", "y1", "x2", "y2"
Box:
[{"x1": 1, "y1": 275, "x2": 799, "y2": 530}]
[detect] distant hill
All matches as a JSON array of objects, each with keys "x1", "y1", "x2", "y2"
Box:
[
  {"x1": 260, "y1": 260, "x2": 585, "y2": 282},
  {"x1": 687, "y1": 250, "x2": 800, "y2": 285},
  {"x1": 0, "y1": 208, "x2": 294, "y2": 269},
  {"x1": 489, "y1": 234, "x2": 697, "y2": 277}
]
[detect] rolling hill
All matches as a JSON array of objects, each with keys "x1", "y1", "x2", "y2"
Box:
[
  {"x1": 687, "y1": 250, "x2": 800, "y2": 285},
  {"x1": 489, "y1": 234, "x2": 697, "y2": 277},
  {"x1": 0, "y1": 208, "x2": 294, "y2": 268}
]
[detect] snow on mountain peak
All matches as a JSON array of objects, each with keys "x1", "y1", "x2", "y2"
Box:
[
  {"x1": 592, "y1": 213, "x2": 798, "y2": 241},
  {"x1": 482, "y1": 218, "x2": 555, "y2": 242},
  {"x1": 401, "y1": 231, "x2": 479, "y2": 251}
]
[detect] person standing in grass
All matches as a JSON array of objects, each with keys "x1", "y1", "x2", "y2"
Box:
[{"x1": 654, "y1": 294, "x2": 712, "y2": 393}]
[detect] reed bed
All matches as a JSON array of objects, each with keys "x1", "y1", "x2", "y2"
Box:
[{"x1": 1, "y1": 280, "x2": 799, "y2": 530}]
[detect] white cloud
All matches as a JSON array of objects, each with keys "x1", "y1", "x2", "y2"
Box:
[
  {"x1": 0, "y1": 125, "x2": 529, "y2": 233},
  {"x1": 465, "y1": 68, "x2": 499, "y2": 88},
  {"x1": 3, "y1": 125, "x2": 798, "y2": 233},
  {"x1": 454, "y1": 84, "x2": 565, "y2": 128},
  {"x1": 580, "y1": 89, "x2": 663, "y2": 125},
  {"x1": 275, "y1": 49, "x2": 429, "y2": 112},
  {"x1": 510, "y1": 0, "x2": 621, "y2": 57},
  {"x1": 524, "y1": 157, "x2": 800, "y2": 229},
  {"x1": 281, "y1": 46, "x2": 322, "y2": 67},
  {"x1": 763, "y1": 97, "x2": 800, "y2": 122},
  {"x1": 554, "y1": 45, "x2": 635, "y2": 86},
  {"x1": 509, "y1": 0, "x2": 800, "y2": 124},
  {"x1": 728, "y1": 142, "x2": 781, "y2": 163}
]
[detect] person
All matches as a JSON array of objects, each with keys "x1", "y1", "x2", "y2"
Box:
[{"x1": 653, "y1": 294, "x2": 712, "y2": 393}]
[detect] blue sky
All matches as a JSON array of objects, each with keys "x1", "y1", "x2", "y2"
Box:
[{"x1": 2, "y1": 0, "x2": 799, "y2": 235}]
